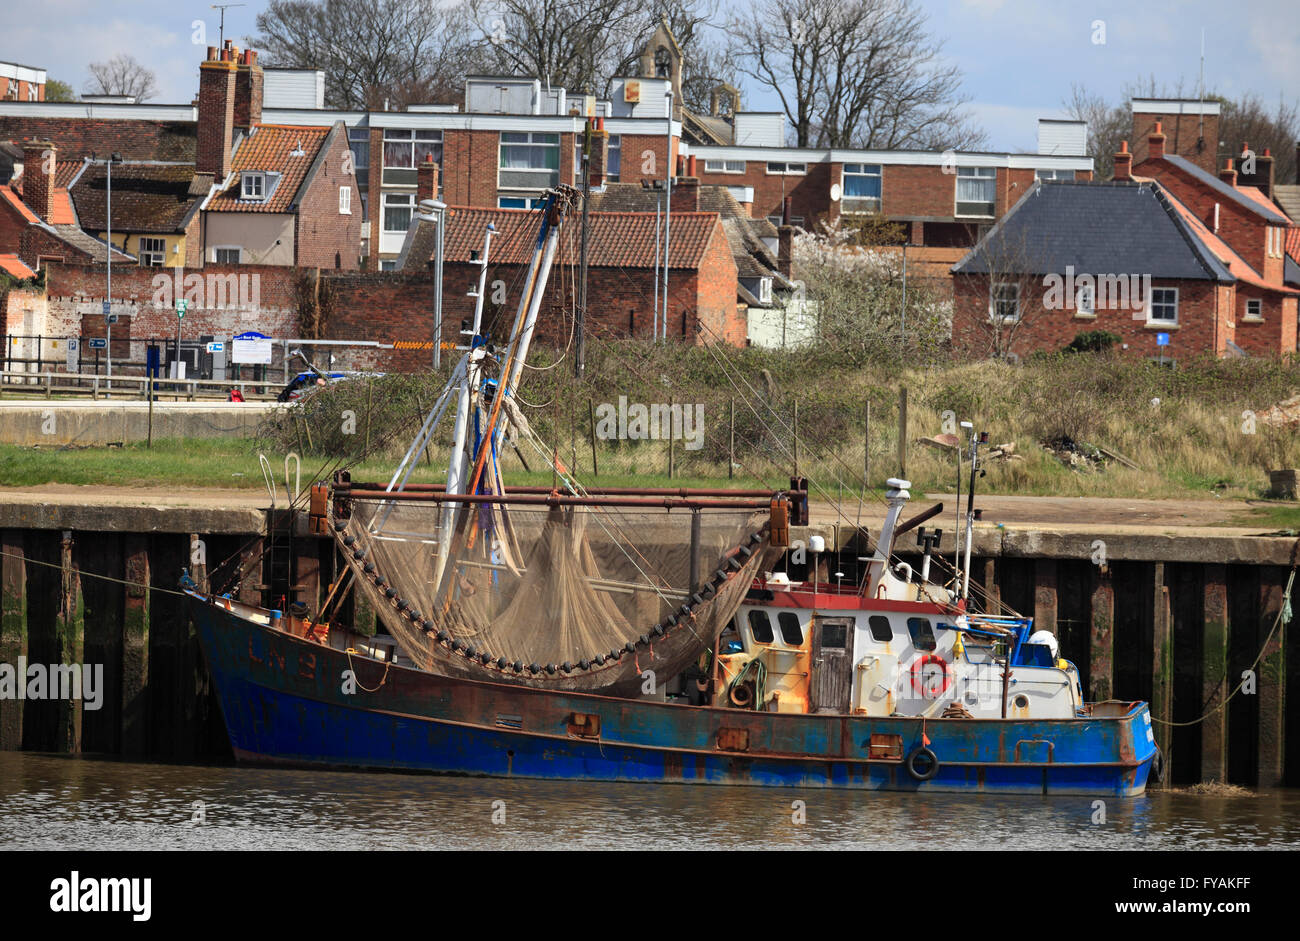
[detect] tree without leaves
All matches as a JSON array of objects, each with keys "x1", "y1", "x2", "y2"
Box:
[
  {"x1": 1066, "y1": 79, "x2": 1299, "y2": 185},
  {"x1": 84, "y1": 54, "x2": 157, "y2": 102},
  {"x1": 252, "y1": 0, "x2": 481, "y2": 109},
  {"x1": 468, "y1": 0, "x2": 646, "y2": 95},
  {"x1": 727, "y1": 0, "x2": 985, "y2": 150}
]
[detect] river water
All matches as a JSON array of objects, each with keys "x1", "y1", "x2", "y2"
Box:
[{"x1": 1, "y1": 752, "x2": 1298, "y2": 850}]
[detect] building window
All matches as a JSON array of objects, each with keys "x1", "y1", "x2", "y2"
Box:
[
  {"x1": 956, "y1": 166, "x2": 996, "y2": 217},
  {"x1": 1076, "y1": 285, "x2": 1095, "y2": 317},
  {"x1": 842, "y1": 163, "x2": 882, "y2": 213},
  {"x1": 766, "y1": 215, "x2": 804, "y2": 228},
  {"x1": 348, "y1": 128, "x2": 370, "y2": 172},
  {"x1": 1147, "y1": 287, "x2": 1178, "y2": 323},
  {"x1": 499, "y1": 131, "x2": 559, "y2": 190},
  {"x1": 382, "y1": 193, "x2": 415, "y2": 232},
  {"x1": 382, "y1": 128, "x2": 442, "y2": 186},
  {"x1": 380, "y1": 259, "x2": 397, "y2": 271},
  {"x1": 339, "y1": 186, "x2": 352, "y2": 214},
  {"x1": 704, "y1": 159, "x2": 745, "y2": 174},
  {"x1": 359, "y1": 192, "x2": 369, "y2": 223},
  {"x1": 1035, "y1": 168, "x2": 1073, "y2": 181},
  {"x1": 990, "y1": 282, "x2": 1020, "y2": 322},
  {"x1": 766, "y1": 161, "x2": 805, "y2": 175},
  {"x1": 497, "y1": 195, "x2": 548, "y2": 209},
  {"x1": 607, "y1": 134, "x2": 620, "y2": 182},
  {"x1": 137, "y1": 237, "x2": 166, "y2": 267},
  {"x1": 1245, "y1": 298, "x2": 1263, "y2": 321},
  {"x1": 241, "y1": 172, "x2": 266, "y2": 200},
  {"x1": 214, "y1": 247, "x2": 241, "y2": 264}
]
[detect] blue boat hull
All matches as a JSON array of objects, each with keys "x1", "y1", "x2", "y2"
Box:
[{"x1": 190, "y1": 595, "x2": 1157, "y2": 796}]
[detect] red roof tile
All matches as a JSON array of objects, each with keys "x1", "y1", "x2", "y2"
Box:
[
  {"x1": 206, "y1": 124, "x2": 331, "y2": 213},
  {"x1": 441, "y1": 206, "x2": 721, "y2": 269},
  {"x1": 1164, "y1": 189, "x2": 1297, "y2": 294},
  {"x1": 0, "y1": 184, "x2": 39, "y2": 224},
  {"x1": 1285, "y1": 226, "x2": 1300, "y2": 260},
  {"x1": 0, "y1": 253, "x2": 35, "y2": 278}
]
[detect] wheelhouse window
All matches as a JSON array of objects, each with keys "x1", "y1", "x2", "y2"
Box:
[
  {"x1": 499, "y1": 132, "x2": 559, "y2": 190},
  {"x1": 777, "y1": 612, "x2": 803, "y2": 645},
  {"x1": 842, "y1": 163, "x2": 881, "y2": 213},
  {"x1": 747, "y1": 609, "x2": 774, "y2": 644},
  {"x1": 907, "y1": 617, "x2": 936, "y2": 652},
  {"x1": 990, "y1": 282, "x2": 1020, "y2": 322},
  {"x1": 383, "y1": 128, "x2": 442, "y2": 186},
  {"x1": 956, "y1": 166, "x2": 996, "y2": 217},
  {"x1": 137, "y1": 237, "x2": 165, "y2": 267},
  {"x1": 1147, "y1": 287, "x2": 1178, "y2": 324},
  {"x1": 868, "y1": 615, "x2": 893, "y2": 642}
]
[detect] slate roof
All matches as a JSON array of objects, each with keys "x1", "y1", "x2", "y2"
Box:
[
  {"x1": 0, "y1": 182, "x2": 132, "y2": 263},
  {"x1": 1274, "y1": 184, "x2": 1300, "y2": 225},
  {"x1": 952, "y1": 180, "x2": 1233, "y2": 281},
  {"x1": 70, "y1": 162, "x2": 210, "y2": 233},
  {"x1": 206, "y1": 124, "x2": 332, "y2": 213},
  {"x1": 1161, "y1": 154, "x2": 1291, "y2": 225}
]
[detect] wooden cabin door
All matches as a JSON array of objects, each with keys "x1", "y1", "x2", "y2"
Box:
[{"x1": 811, "y1": 616, "x2": 853, "y2": 713}]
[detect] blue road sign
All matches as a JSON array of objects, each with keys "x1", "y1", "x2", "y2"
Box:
[
  {"x1": 102, "y1": 301, "x2": 111, "y2": 317},
  {"x1": 1156, "y1": 332, "x2": 1170, "y2": 346},
  {"x1": 88, "y1": 338, "x2": 107, "y2": 350}
]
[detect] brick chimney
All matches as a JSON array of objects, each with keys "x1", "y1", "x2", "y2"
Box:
[
  {"x1": 234, "y1": 48, "x2": 264, "y2": 131},
  {"x1": 674, "y1": 175, "x2": 700, "y2": 211},
  {"x1": 417, "y1": 154, "x2": 439, "y2": 204},
  {"x1": 1257, "y1": 147, "x2": 1275, "y2": 198},
  {"x1": 197, "y1": 44, "x2": 237, "y2": 178},
  {"x1": 587, "y1": 117, "x2": 609, "y2": 189},
  {"x1": 777, "y1": 224, "x2": 793, "y2": 279},
  {"x1": 1219, "y1": 158, "x2": 1237, "y2": 187},
  {"x1": 1113, "y1": 141, "x2": 1132, "y2": 181},
  {"x1": 21, "y1": 140, "x2": 55, "y2": 221},
  {"x1": 1147, "y1": 121, "x2": 1166, "y2": 160}
]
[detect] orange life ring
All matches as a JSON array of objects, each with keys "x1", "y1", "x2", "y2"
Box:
[{"x1": 909, "y1": 654, "x2": 952, "y2": 698}]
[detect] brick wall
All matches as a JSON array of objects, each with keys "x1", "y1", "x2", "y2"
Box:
[
  {"x1": 443, "y1": 129, "x2": 502, "y2": 207},
  {"x1": 294, "y1": 127, "x2": 362, "y2": 270},
  {"x1": 1132, "y1": 109, "x2": 1218, "y2": 176},
  {"x1": 952, "y1": 273, "x2": 1231, "y2": 360},
  {"x1": 43, "y1": 262, "x2": 297, "y2": 342}
]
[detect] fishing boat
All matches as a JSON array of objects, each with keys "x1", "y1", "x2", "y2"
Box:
[{"x1": 187, "y1": 183, "x2": 1159, "y2": 796}]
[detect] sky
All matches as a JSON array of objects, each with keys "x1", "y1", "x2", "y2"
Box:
[{"x1": 3, "y1": 0, "x2": 1297, "y2": 152}]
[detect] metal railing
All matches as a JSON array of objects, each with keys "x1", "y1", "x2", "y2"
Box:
[{"x1": 0, "y1": 371, "x2": 282, "y2": 402}]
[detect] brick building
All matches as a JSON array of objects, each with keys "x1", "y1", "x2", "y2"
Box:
[
  {"x1": 951, "y1": 128, "x2": 1299, "y2": 360},
  {"x1": 396, "y1": 202, "x2": 743, "y2": 346},
  {"x1": 0, "y1": 62, "x2": 45, "y2": 103}
]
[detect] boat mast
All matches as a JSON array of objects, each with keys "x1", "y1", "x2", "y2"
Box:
[{"x1": 960, "y1": 421, "x2": 980, "y2": 601}]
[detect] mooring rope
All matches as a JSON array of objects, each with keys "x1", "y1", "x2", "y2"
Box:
[{"x1": 1149, "y1": 567, "x2": 1295, "y2": 727}]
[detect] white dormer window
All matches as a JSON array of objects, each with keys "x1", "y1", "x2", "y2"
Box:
[
  {"x1": 241, "y1": 172, "x2": 266, "y2": 200},
  {"x1": 339, "y1": 186, "x2": 352, "y2": 214}
]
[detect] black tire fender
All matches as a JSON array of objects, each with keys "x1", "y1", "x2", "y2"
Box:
[{"x1": 905, "y1": 745, "x2": 940, "y2": 782}]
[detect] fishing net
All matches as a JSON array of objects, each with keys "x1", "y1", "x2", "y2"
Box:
[{"x1": 335, "y1": 497, "x2": 771, "y2": 689}]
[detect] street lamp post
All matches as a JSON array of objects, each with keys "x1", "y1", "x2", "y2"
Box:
[
  {"x1": 418, "y1": 197, "x2": 447, "y2": 368},
  {"x1": 661, "y1": 89, "x2": 673, "y2": 340}
]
